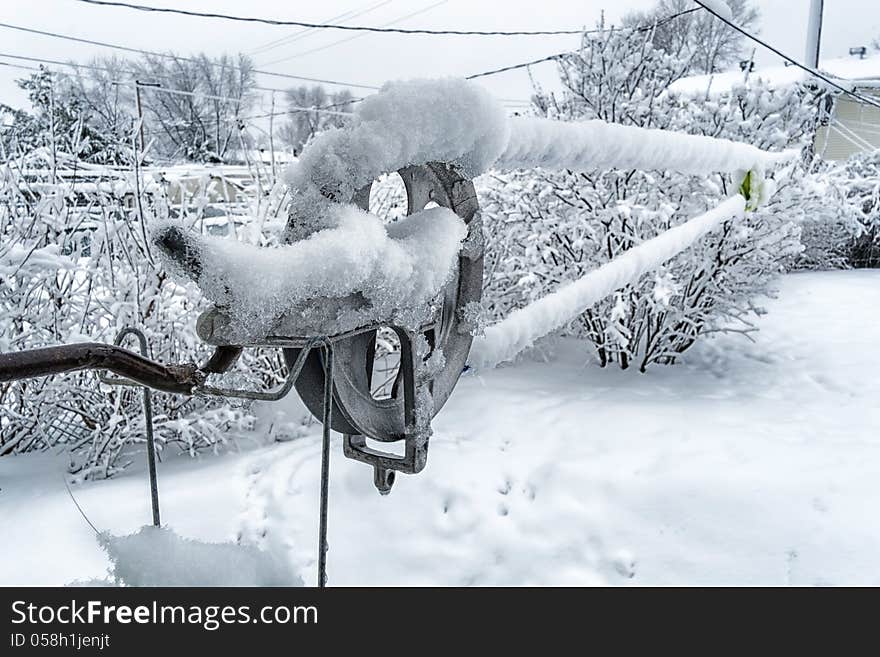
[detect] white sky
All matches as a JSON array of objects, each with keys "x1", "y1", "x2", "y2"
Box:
[{"x1": 1, "y1": 0, "x2": 879, "y2": 114}]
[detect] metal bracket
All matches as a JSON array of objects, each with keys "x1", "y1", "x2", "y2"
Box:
[{"x1": 341, "y1": 328, "x2": 432, "y2": 494}]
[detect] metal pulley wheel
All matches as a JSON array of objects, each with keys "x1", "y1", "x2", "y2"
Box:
[{"x1": 284, "y1": 162, "x2": 483, "y2": 470}]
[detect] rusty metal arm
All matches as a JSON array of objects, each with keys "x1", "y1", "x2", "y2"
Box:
[{"x1": 0, "y1": 342, "x2": 203, "y2": 395}]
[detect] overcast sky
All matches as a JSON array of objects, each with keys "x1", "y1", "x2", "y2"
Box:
[{"x1": 1, "y1": 0, "x2": 879, "y2": 114}]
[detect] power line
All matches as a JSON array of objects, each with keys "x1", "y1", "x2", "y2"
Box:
[
  {"x1": 0, "y1": 60, "x2": 41, "y2": 73},
  {"x1": 466, "y1": 52, "x2": 565, "y2": 81},
  {"x1": 261, "y1": 0, "x2": 448, "y2": 66},
  {"x1": 464, "y1": 8, "x2": 702, "y2": 80},
  {"x1": 0, "y1": 21, "x2": 381, "y2": 91},
  {"x1": 74, "y1": 0, "x2": 585, "y2": 36},
  {"x1": 693, "y1": 1, "x2": 880, "y2": 111},
  {"x1": 145, "y1": 82, "x2": 348, "y2": 116},
  {"x1": 249, "y1": 0, "x2": 395, "y2": 56}
]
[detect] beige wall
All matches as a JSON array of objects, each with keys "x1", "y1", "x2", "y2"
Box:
[{"x1": 814, "y1": 89, "x2": 880, "y2": 161}]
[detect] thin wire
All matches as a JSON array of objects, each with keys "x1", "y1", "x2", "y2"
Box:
[
  {"x1": 75, "y1": 0, "x2": 586, "y2": 36},
  {"x1": 131, "y1": 82, "x2": 352, "y2": 115},
  {"x1": 260, "y1": 0, "x2": 448, "y2": 66},
  {"x1": 0, "y1": 60, "x2": 40, "y2": 73},
  {"x1": 0, "y1": 9, "x2": 701, "y2": 90},
  {"x1": 249, "y1": 0, "x2": 395, "y2": 56},
  {"x1": 693, "y1": 1, "x2": 880, "y2": 111},
  {"x1": 0, "y1": 22, "x2": 381, "y2": 90},
  {"x1": 63, "y1": 476, "x2": 100, "y2": 535},
  {"x1": 464, "y1": 8, "x2": 701, "y2": 80},
  {"x1": 242, "y1": 98, "x2": 363, "y2": 121},
  {"x1": 466, "y1": 52, "x2": 565, "y2": 80}
]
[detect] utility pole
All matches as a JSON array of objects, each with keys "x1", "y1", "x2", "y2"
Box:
[
  {"x1": 134, "y1": 80, "x2": 161, "y2": 154},
  {"x1": 269, "y1": 90, "x2": 277, "y2": 185},
  {"x1": 805, "y1": 0, "x2": 824, "y2": 68}
]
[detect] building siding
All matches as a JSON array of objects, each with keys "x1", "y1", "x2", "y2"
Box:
[{"x1": 815, "y1": 89, "x2": 880, "y2": 161}]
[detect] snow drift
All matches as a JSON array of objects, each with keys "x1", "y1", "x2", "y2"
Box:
[{"x1": 96, "y1": 526, "x2": 302, "y2": 587}]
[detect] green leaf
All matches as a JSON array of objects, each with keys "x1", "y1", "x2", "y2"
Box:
[{"x1": 739, "y1": 170, "x2": 752, "y2": 202}]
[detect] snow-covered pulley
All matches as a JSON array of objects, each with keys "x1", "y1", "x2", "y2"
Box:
[{"x1": 285, "y1": 162, "x2": 483, "y2": 487}]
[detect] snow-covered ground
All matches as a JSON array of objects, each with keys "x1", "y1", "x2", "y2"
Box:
[{"x1": 1, "y1": 270, "x2": 878, "y2": 586}]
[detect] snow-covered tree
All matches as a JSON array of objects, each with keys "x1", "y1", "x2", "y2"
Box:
[
  {"x1": 278, "y1": 85, "x2": 354, "y2": 154},
  {"x1": 0, "y1": 67, "x2": 131, "y2": 165},
  {"x1": 131, "y1": 53, "x2": 257, "y2": 163},
  {"x1": 623, "y1": 0, "x2": 760, "y2": 74}
]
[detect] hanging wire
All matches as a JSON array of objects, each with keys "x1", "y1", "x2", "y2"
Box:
[
  {"x1": 0, "y1": 8, "x2": 702, "y2": 91},
  {"x1": 0, "y1": 22, "x2": 381, "y2": 90},
  {"x1": 74, "y1": 0, "x2": 586, "y2": 36},
  {"x1": 259, "y1": 0, "x2": 449, "y2": 66},
  {"x1": 692, "y1": 1, "x2": 880, "y2": 111},
  {"x1": 248, "y1": 0, "x2": 395, "y2": 56}
]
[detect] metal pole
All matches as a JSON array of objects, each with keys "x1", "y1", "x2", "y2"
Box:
[
  {"x1": 805, "y1": 0, "x2": 824, "y2": 68},
  {"x1": 135, "y1": 81, "x2": 146, "y2": 154},
  {"x1": 134, "y1": 80, "x2": 161, "y2": 155},
  {"x1": 268, "y1": 90, "x2": 277, "y2": 185},
  {"x1": 317, "y1": 346, "x2": 333, "y2": 587},
  {"x1": 114, "y1": 327, "x2": 161, "y2": 527},
  {"x1": 142, "y1": 386, "x2": 160, "y2": 527}
]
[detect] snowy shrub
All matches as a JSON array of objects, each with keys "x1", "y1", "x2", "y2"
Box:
[
  {"x1": 792, "y1": 159, "x2": 866, "y2": 271},
  {"x1": 0, "y1": 148, "x2": 287, "y2": 477},
  {"x1": 479, "y1": 28, "x2": 825, "y2": 371},
  {"x1": 811, "y1": 151, "x2": 880, "y2": 270},
  {"x1": 843, "y1": 151, "x2": 880, "y2": 269},
  {"x1": 781, "y1": 149, "x2": 880, "y2": 272}
]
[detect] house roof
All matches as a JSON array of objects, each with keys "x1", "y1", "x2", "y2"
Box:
[{"x1": 669, "y1": 53, "x2": 880, "y2": 96}]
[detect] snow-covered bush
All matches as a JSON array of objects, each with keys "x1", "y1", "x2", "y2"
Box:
[
  {"x1": 843, "y1": 151, "x2": 880, "y2": 268},
  {"x1": 793, "y1": 158, "x2": 866, "y2": 271},
  {"x1": 0, "y1": 149, "x2": 286, "y2": 477},
  {"x1": 808, "y1": 150, "x2": 880, "y2": 270},
  {"x1": 479, "y1": 28, "x2": 825, "y2": 371}
]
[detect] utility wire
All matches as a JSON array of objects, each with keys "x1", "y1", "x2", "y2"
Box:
[
  {"x1": 249, "y1": 0, "x2": 395, "y2": 56},
  {"x1": 693, "y1": 1, "x2": 880, "y2": 111},
  {"x1": 0, "y1": 8, "x2": 701, "y2": 90},
  {"x1": 261, "y1": 0, "x2": 447, "y2": 66},
  {"x1": 0, "y1": 21, "x2": 381, "y2": 91},
  {"x1": 466, "y1": 52, "x2": 566, "y2": 80},
  {"x1": 74, "y1": 0, "x2": 586, "y2": 36},
  {"x1": 0, "y1": 60, "x2": 40, "y2": 73},
  {"x1": 465, "y1": 8, "x2": 701, "y2": 80}
]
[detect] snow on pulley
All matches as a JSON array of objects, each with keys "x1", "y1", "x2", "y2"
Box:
[{"x1": 0, "y1": 78, "x2": 792, "y2": 497}]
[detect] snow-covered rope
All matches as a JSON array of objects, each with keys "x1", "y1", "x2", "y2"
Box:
[
  {"x1": 156, "y1": 79, "x2": 792, "y2": 343},
  {"x1": 468, "y1": 195, "x2": 749, "y2": 369},
  {"x1": 496, "y1": 117, "x2": 792, "y2": 177},
  {"x1": 283, "y1": 78, "x2": 793, "y2": 237}
]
